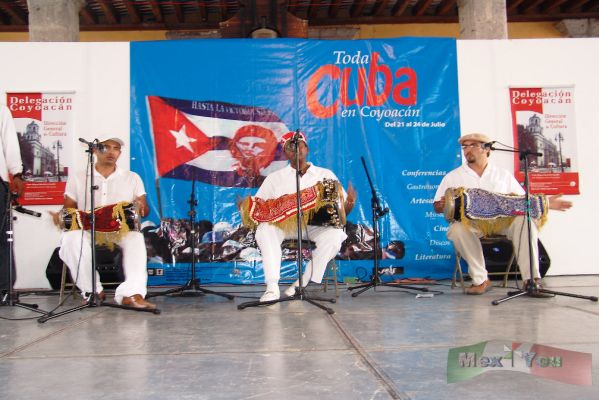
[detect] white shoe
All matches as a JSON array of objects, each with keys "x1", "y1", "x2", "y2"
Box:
[
  {"x1": 284, "y1": 285, "x2": 298, "y2": 297},
  {"x1": 260, "y1": 287, "x2": 280, "y2": 302}
]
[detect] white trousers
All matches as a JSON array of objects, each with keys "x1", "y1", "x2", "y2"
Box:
[
  {"x1": 59, "y1": 230, "x2": 148, "y2": 304},
  {"x1": 447, "y1": 216, "x2": 540, "y2": 285},
  {"x1": 255, "y1": 223, "x2": 347, "y2": 286}
]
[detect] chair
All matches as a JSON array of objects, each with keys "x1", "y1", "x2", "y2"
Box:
[
  {"x1": 322, "y1": 259, "x2": 339, "y2": 298},
  {"x1": 451, "y1": 235, "x2": 517, "y2": 293},
  {"x1": 59, "y1": 246, "x2": 124, "y2": 303},
  {"x1": 280, "y1": 239, "x2": 338, "y2": 296}
]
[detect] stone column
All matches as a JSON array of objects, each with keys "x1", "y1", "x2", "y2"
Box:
[
  {"x1": 28, "y1": 0, "x2": 84, "y2": 42},
  {"x1": 457, "y1": 0, "x2": 507, "y2": 39},
  {"x1": 555, "y1": 19, "x2": 599, "y2": 38}
]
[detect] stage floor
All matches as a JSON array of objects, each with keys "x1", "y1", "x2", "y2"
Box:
[{"x1": 1, "y1": 275, "x2": 598, "y2": 400}]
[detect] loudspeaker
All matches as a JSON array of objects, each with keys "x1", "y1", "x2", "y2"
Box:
[{"x1": 483, "y1": 238, "x2": 550, "y2": 279}]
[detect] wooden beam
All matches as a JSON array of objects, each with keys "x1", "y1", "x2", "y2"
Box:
[
  {"x1": 328, "y1": 0, "x2": 342, "y2": 18},
  {"x1": 288, "y1": 0, "x2": 300, "y2": 14},
  {"x1": 0, "y1": 0, "x2": 27, "y2": 24},
  {"x1": 563, "y1": 0, "x2": 591, "y2": 12},
  {"x1": 147, "y1": 0, "x2": 164, "y2": 22},
  {"x1": 308, "y1": 0, "x2": 320, "y2": 19},
  {"x1": 79, "y1": 4, "x2": 96, "y2": 25},
  {"x1": 197, "y1": 0, "x2": 207, "y2": 22},
  {"x1": 350, "y1": 0, "x2": 367, "y2": 17},
  {"x1": 584, "y1": 0, "x2": 599, "y2": 11},
  {"x1": 96, "y1": 0, "x2": 118, "y2": 24},
  {"x1": 172, "y1": 0, "x2": 184, "y2": 23},
  {"x1": 520, "y1": 0, "x2": 546, "y2": 14},
  {"x1": 121, "y1": 0, "x2": 140, "y2": 24},
  {"x1": 436, "y1": 0, "x2": 457, "y2": 15},
  {"x1": 391, "y1": 0, "x2": 410, "y2": 17},
  {"x1": 507, "y1": 0, "x2": 527, "y2": 12},
  {"x1": 541, "y1": 0, "x2": 569, "y2": 12},
  {"x1": 219, "y1": 0, "x2": 229, "y2": 20},
  {"x1": 371, "y1": 0, "x2": 390, "y2": 16},
  {"x1": 413, "y1": 0, "x2": 435, "y2": 16}
]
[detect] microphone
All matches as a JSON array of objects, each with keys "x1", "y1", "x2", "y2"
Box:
[
  {"x1": 10, "y1": 194, "x2": 42, "y2": 217},
  {"x1": 78, "y1": 138, "x2": 105, "y2": 152},
  {"x1": 290, "y1": 129, "x2": 301, "y2": 144},
  {"x1": 483, "y1": 141, "x2": 497, "y2": 149},
  {"x1": 13, "y1": 205, "x2": 42, "y2": 218}
]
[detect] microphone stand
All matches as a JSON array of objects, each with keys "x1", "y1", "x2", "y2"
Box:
[
  {"x1": 348, "y1": 157, "x2": 429, "y2": 297},
  {"x1": 238, "y1": 130, "x2": 336, "y2": 313},
  {"x1": 146, "y1": 173, "x2": 234, "y2": 300},
  {"x1": 491, "y1": 146, "x2": 597, "y2": 305},
  {"x1": 0, "y1": 181, "x2": 47, "y2": 314},
  {"x1": 39, "y1": 141, "x2": 160, "y2": 323}
]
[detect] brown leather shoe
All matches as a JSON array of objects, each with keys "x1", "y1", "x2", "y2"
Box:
[
  {"x1": 466, "y1": 279, "x2": 492, "y2": 295},
  {"x1": 122, "y1": 294, "x2": 156, "y2": 309}
]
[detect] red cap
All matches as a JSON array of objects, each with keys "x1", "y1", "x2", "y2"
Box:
[{"x1": 280, "y1": 131, "x2": 307, "y2": 147}]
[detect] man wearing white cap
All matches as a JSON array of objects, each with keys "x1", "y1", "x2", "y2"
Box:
[
  {"x1": 253, "y1": 131, "x2": 357, "y2": 302},
  {"x1": 57, "y1": 135, "x2": 156, "y2": 309},
  {"x1": 433, "y1": 133, "x2": 572, "y2": 295}
]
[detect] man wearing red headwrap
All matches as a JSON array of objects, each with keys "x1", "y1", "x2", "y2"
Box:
[{"x1": 253, "y1": 131, "x2": 357, "y2": 302}]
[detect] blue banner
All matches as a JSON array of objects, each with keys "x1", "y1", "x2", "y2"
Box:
[{"x1": 130, "y1": 38, "x2": 461, "y2": 285}]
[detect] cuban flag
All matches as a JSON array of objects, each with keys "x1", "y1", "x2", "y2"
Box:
[{"x1": 147, "y1": 96, "x2": 289, "y2": 187}]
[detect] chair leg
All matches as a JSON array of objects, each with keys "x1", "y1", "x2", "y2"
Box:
[
  {"x1": 332, "y1": 259, "x2": 339, "y2": 298},
  {"x1": 502, "y1": 251, "x2": 517, "y2": 288},
  {"x1": 59, "y1": 263, "x2": 67, "y2": 304},
  {"x1": 452, "y1": 254, "x2": 466, "y2": 294},
  {"x1": 323, "y1": 259, "x2": 339, "y2": 298}
]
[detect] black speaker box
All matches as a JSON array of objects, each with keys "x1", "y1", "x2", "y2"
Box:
[
  {"x1": 483, "y1": 238, "x2": 550, "y2": 279},
  {"x1": 45, "y1": 247, "x2": 125, "y2": 290}
]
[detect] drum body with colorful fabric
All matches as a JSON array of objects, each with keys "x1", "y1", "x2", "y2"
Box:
[
  {"x1": 443, "y1": 187, "x2": 548, "y2": 236},
  {"x1": 58, "y1": 202, "x2": 140, "y2": 233},
  {"x1": 239, "y1": 178, "x2": 346, "y2": 233}
]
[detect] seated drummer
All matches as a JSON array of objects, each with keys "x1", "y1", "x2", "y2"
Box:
[
  {"x1": 254, "y1": 131, "x2": 357, "y2": 302},
  {"x1": 433, "y1": 133, "x2": 572, "y2": 295},
  {"x1": 56, "y1": 135, "x2": 155, "y2": 309}
]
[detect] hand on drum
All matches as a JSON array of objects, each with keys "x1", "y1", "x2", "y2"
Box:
[
  {"x1": 344, "y1": 182, "x2": 357, "y2": 214},
  {"x1": 48, "y1": 210, "x2": 61, "y2": 227},
  {"x1": 548, "y1": 194, "x2": 573, "y2": 211},
  {"x1": 433, "y1": 196, "x2": 445, "y2": 214}
]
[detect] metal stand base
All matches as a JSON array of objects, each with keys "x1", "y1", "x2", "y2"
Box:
[
  {"x1": 1, "y1": 292, "x2": 47, "y2": 315},
  {"x1": 38, "y1": 296, "x2": 162, "y2": 323},
  {"x1": 238, "y1": 287, "x2": 336, "y2": 314},
  {"x1": 348, "y1": 278, "x2": 429, "y2": 297},
  {"x1": 147, "y1": 279, "x2": 235, "y2": 300},
  {"x1": 492, "y1": 285, "x2": 598, "y2": 305}
]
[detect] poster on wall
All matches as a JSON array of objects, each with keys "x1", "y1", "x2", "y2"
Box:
[
  {"x1": 509, "y1": 86, "x2": 579, "y2": 195},
  {"x1": 131, "y1": 38, "x2": 461, "y2": 286},
  {"x1": 6, "y1": 92, "x2": 74, "y2": 205}
]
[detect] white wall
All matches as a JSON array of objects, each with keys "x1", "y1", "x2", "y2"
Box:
[
  {"x1": 2, "y1": 38, "x2": 596, "y2": 288},
  {"x1": 457, "y1": 38, "x2": 599, "y2": 275},
  {"x1": 0, "y1": 42, "x2": 129, "y2": 288}
]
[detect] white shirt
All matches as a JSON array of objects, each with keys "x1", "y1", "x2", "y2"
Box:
[
  {"x1": 65, "y1": 166, "x2": 146, "y2": 211},
  {"x1": 255, "y1": 163, "x2": 343, "y2": 200},
  {"x1": 0, "y1": 105, "x2": 23, "y2": 182},
  {"x1": 434, "y1": 163, "x2": 524, "y2": 202}
]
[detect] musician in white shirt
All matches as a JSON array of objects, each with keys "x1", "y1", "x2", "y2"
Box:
[
  {"x1": 433, "y1": 133, "x2": 572, "y2": 295},
  {"x1": 254, "y1": 131, "x2": 357, "y2": 302},
  {"x1": 57, "y1": 136, "x2": 155, "y2": 309}
]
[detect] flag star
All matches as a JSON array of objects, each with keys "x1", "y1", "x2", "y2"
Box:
[{"x1": 169, "y1": 125, "x2": 197, "y2": 153}]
